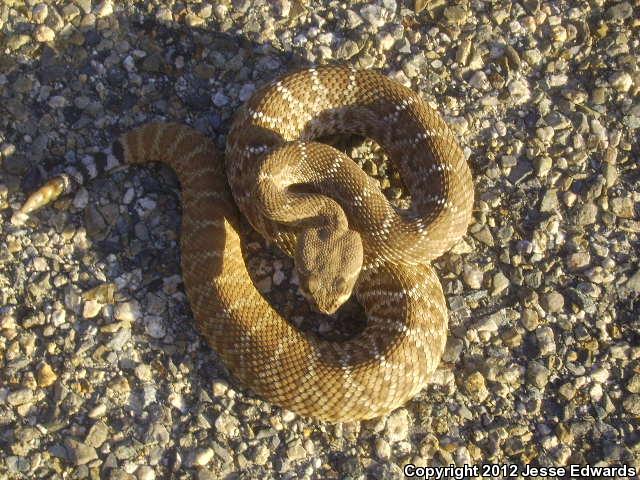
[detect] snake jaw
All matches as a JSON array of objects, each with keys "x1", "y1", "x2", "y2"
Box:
[
  {"x1": 324, "y1": 291, "x2": 353, "y2": 315},
  {"x1": 297, "y1": 260, "x2": 360, "y2": 315}
]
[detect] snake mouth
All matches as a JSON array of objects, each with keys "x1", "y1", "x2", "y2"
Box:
[{"x1": 299, "y1": 288, "x2": 326, "y2": 313}]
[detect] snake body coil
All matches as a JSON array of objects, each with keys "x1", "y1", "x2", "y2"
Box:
[{"x1": 17, "y1": 66, "x2": 473, "y2": 422}]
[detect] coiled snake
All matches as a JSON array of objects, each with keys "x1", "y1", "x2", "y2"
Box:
[{"x1": 15, "y1": 65, "x2": 473, "y2": 422}]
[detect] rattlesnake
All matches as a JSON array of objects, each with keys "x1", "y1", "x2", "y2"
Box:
[{"x1": 15, "y1": 65, "x2": 473, "y2": 422}]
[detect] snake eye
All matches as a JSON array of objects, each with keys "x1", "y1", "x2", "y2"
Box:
[{"x1": 333, "y1": 277, "x2": 347, "y2": 293}]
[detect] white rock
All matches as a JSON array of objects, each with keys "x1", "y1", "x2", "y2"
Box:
[
  {"x1": 95, "y1": 1, "x2": 113, "y2": 18},
  {"x1": 136, "y1": 197, "x2": 156, "y2": 214},
  {"x1": 252, "y1": 444, "x2": 270, "y2": 465},
  {"x1": 51, "y1": 309, "x2": 66, "y2": 326},
  {"x1": 591, "y1": 367, "x2": 610, "y2": 383},
  {"x1": 536, "y1": 126, "x2": 554, "y2": 143},
  {"x1": 32, "y1": 4, "x2": 49, "y2": 23},
  {"x1": 282, "y1": 410, "x2": 296, "y2": 422},
  {"x1": 83, "y1": 300, "x2": 103, "y2": 318},
  {"x1": 192, "y1": 448, "x2": 214, "y2": 466},
  {"x1": 115, "y1": 300, "x2": 141, "y2": 322},
  {"x1": 273, "y1": 269, "x2": 286, "y2": 286},
  {"x1": 155, "y1": 6, "x2": 172, "y2": 23},
  {"x1": 469, "y1": 71, "x2": 489, "y2": 90},
  {"x1": 211, "y1": 380, "x2": 228, "y2": 397},
  {"x1": 508, "y1": 78, "x2": 531, "y2": 104},
  {"x1": 214, "y1": 412, "x2": 240, "y2": 438},
  {"x1": 88, "y1": 403, "x2": 107, "y2": 418},
  {"x1": 48, "y1": 95, "x2": 67, "y2": 108},
  {"x1": 123, "y1": 55, "x2": 136, "y2": 72},
  {"x1": 144, "y1": 316, "x2": 166, "y2": 338},
  {"x1": 609, "y1": 71, "x2": 633, "y2": 92},
  {"x1": 32, "y1": 257, "x2": 48, "y2": 272},
  {"x1": 34, "y1": 25, "x2": 55, "y2": 42},
  {"x1": 385, "y1": 408, "x2": 410, "y2": 443},
  {"x1": 123, "y1": 187, "x2": 135, "y2": 204},
  {"x1": 360, "y1": 5, "x2": 386, "y2": 28},
  {"x1": 136, "y1": 466, "x2": 155, "y2": 480},
  {"x1": 463, "y1": 265, "x2": 483, "y2": 289},
  {"x1": 375, "y1": 438, "x2": 391, "y2": 460}
]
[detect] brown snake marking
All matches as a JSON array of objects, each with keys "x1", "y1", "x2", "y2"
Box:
[{"x1": 15, "y1": 65, "x2": 473, "y2": 422}]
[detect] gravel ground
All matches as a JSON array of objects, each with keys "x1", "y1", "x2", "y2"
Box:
[{"x1": 1, "y1": 1, "x2": 639, "y2": 479}]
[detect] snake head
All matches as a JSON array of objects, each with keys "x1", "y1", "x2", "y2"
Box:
[{"x1": 296, "y1": 227, "x2": 363, "y2": 314}]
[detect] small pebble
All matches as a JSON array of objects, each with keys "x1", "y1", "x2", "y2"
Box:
[
  {"x1": 88, "y1": 404, "x2": 107, "y2": 419},
  {"x1": 462, "y1": 265, "x2": 483, "y2": 289},
  {"x1": 541, "y1": 291, "x2": 565, "y2": 313},
  {"x1": 36, "y1": 362, "x2": 57, "y2": 387},
  {"x1": 32, "y1": 4, "x2": 49, "y2": 23},
  {"x1": 520, "y1": 308, "x2": 539, "y2": 331},
  {"x1": 7, "y1": 389, "x2": 33, "y2": 406},
  {"x1": 464, "y1": 372, "x2": 489, "y2": 402},
  {"x1": 136, "y1": 466, "x2": 155, "y2": 480},
  {"x1": 575, "y1": 202, "x2": 598, "y2": 225},
  {"x1": 115, "y1": 301, "x2": 141, "y2": 322},
  {"x1": 192, "y1": 448, "x2": 214, "y2": 466},
  {"x1": 609, "y1": 71, "x2": 633, "y2": 92},
  {"x1": 34, "y1": 25, "x2": 55, "y2": 42},
  {"x1": 65, "y1": 439, "x2": 98, "y2": 466},
  {"x1": 83, "y1": 300, "x2": 103, "y2": 318},
  {"x1": 527, "y1": 361, "x2": 550, "y2": 388},
  {"x1": 385, "y1": 409, "x2": 410, "y2": 443},
  {"x1": 566, "y1": 252, "x2": 590, "y2": 271},
  {"x1": 536, "y1": 326, "x2": 556, "y2": 356},
  {"x1": 85, "y1": 422, "x2": 109, "y2": 448},
  {"x1": 491, "y1": 271, "x2": 510, "y2": 295},
  {"x1": 95, "y1": 0, "x2": 113, "y2": 18},
  {"x1": 627, "y1": 375, "x2": 640, "y2": 394},
  {"x1": 375, "y1": 438, "x2": 391, "y2": 460}
]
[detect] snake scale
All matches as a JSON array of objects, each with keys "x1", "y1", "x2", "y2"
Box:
[{"x1": 16, "y1": 65, "x2": 473, "y2": 422}]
